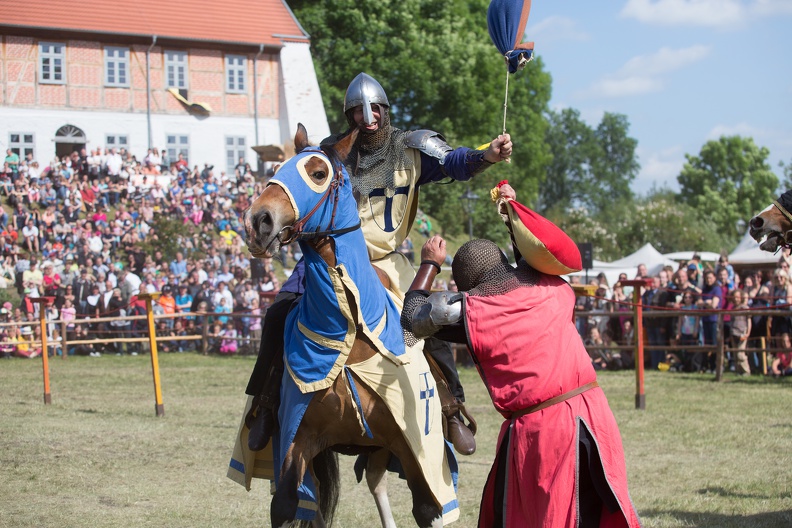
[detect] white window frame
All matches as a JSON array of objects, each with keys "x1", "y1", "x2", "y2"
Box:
[
  {"x1": 167, "y1": 134, "x2": 190, "y2": 165},
  {"x1": 105, "y1": 134, "x2": 129, "y2": 150},
  {"x1": 226, "y1": 136, "x2": 247, "y2": 174},
  {"x1": 165, "y1": 50, "x2": 188, "y2": 89},
  {"x1": 39, "y1": 42, "x2": 65, "y2": 84},
  {"x1": 104, "y1": 47, "x2": 130, "y2": 87},
  {"x1": 225, "y1": 55, "x2": 247, "y2": 93},
  {"x1": 8, "y1": 132, "x2": 35, "y2": 161}
]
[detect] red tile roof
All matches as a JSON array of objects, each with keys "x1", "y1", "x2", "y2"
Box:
[{"x1": 0, "y1": 0, "x2": 308, "y2": 48}]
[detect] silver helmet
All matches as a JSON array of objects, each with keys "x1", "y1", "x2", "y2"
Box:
[{"x1": 343, "y1": 73, "x2": 389, "y2": 126}]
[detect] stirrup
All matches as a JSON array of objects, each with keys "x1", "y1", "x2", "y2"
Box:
[{"x1": 442, "y1": 399, "x2": 478, "y2": 436}]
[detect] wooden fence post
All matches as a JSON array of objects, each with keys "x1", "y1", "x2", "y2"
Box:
[
  {"x1": 138, "y1": 293, "x2": 165, "y2": 417},
  {"x1": 201, "y1": 315, "x2": 209, "y2": 355},
  {"x1": 31, "y1": 298, "x2": 56, "y2": 404},
  {"x1": 620, "y1": 280, "x2": 652, "y2": 410},
  {"x1": 715, "y1": 312, "x2": 725, "y2": 382},
  {"x1": 61, "y1": 320, "x2": 68, "y2": 360}
]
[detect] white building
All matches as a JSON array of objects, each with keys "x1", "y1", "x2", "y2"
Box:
[{"x1": 0, "y1": 0, "x2": 329, "y2": 173}]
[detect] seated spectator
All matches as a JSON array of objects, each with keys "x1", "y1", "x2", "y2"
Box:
[
  {"x1": 21, "y1": 218, "x2": 40, "y2": 253},
  {"x1": 15, "y1": 326, "x2": 38, "y2": 358},
  {"x1": 3, "y1": 325, "x2": 19, "y2": 358},
  {"x1": 214, "y1": 297, "x2": 231, "y2": 324},
  {"x1": 219, "y1": 320, "x2": 238, "y2": 355}
]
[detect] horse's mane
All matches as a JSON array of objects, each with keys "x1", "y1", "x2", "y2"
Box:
[
  {"x1": 319, "y1": 143, "x2": 344, "y2": 176},
  {"x1": 779, "y1": 190, "x2": 792, "y2": 212}
]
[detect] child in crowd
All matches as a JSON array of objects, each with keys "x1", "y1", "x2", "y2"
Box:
[
  {"x1": 730, "y1": 290, "x2": 752, "y2": 375},
  {"x1": 219, "y1": 321, "x2": 238, "y2": 355},
  {"x1": 676, "y1": 291, "x2": 700, "y2": 372}
]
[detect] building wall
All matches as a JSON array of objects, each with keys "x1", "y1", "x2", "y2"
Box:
[
  {"x1": 0, "y1": 36, "x2": 280, "y2": 117},
  {"x1": 0, "y1": 34, "x2": 327, "y2": 167},
  {"x1": 0, "y1": 106, "x2": 283, "y2": 172}
]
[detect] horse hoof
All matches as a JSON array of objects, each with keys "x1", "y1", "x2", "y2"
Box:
[{"x1": 447, "y1": 416, "x2": 476, "y2": 455}]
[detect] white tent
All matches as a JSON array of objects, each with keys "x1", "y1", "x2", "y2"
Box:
[
  {"x1": 662, "y1": 251, "x2": 721, "y2": 262},
  {"x1": 728, "y1": 229, "x2": 780, "y2": 265},
  {"x1": 569, "y1": 243, "x2": 677, "y2": 288},
  {"x1": 607, "y1": 243, "x2": 679, "y2": 276}
]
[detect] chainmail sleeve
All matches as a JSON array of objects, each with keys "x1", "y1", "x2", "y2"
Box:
[{"x1": 402, "y1": 290, "x2": 431, "y2": 348}]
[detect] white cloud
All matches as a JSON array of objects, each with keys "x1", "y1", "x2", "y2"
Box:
[
  {"x1": 753, "y1": 0, "x2": 792, "y2": 15},
  {"x1": 621, "y1": 0, "x2": 792, "y2": 28},
  {"x1": 634, "y1": 146, "x2": 685, "y2": 193},
  {"x1": 527, "y1": 16, "x2": 590, "y2": 43},
  {"x1": 585, "y1": 45, "x2": 711, "y2": 99},
  {"x1": 707, "y1": 122, "x2": 767, "y2": 139},
  {"x1": 621, "y1": 0, "x2": 744, "y2": 28},
  {"x1": 590, "y1": 76, "x2": 663, "y2": 98},
  {"x1": 619, "y1": 45, "x2": 712, "y2": 76}
]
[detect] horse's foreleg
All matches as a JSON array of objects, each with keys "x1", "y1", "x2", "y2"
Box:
[
  {"x1": 271, "y1": 439, "x2": 322, "y2": 528},
  {"x1": 385, "y1": 442, "x2": 444, "y2": 528},
  {"x1": 271, "y1": 443, "x2": 303, "y2": 527},
  {"x1": 366, "y1": 448, "x2": 397, "y2": 528}
]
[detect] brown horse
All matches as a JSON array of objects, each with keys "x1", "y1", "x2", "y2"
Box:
[
  {"x1": 243, "y1": 124, "x2": 456, "y2": 528},
  {"x1": 750, "y1": 190, "x2": 792, "y2": 251}
]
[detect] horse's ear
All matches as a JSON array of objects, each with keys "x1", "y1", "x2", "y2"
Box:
[
  {"x1": 331, "y1": 128, "x2": 359, "y2": 161},
  {"x1": 294, "y1": 123, "x2": 309, "y2": 153}
]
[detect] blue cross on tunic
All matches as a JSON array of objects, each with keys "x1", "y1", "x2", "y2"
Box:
[
  {"x1": 368, "y1": 185, "x2": 410, "y2": 232},
  {"x1": 419, "y1": 372, "x2": 435, "y2": 435}
]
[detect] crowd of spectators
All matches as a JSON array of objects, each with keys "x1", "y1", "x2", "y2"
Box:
[
  {"x1": 0, "y1": 146, "x2": 290, "y2": 358},
  {"x1": 573, "y1": 251, "x2": 792, "y2": 377}
]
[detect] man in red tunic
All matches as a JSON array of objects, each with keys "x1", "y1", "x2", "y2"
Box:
[{"x1": 402, "y1": 192, "x2": 641, "y2": 527}]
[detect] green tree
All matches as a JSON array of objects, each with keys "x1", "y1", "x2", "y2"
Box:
[
  {"x1": 677, "y1": 136, "x2": 779, "y2": 241},
  {"x1": 538, "y1": 108, "x2": 596, "y2": 214},
  {"x1": 780, "y1": 158, "x2": 792, "y2": 191},
  {"x1": 617, "y1": 190, "x2": 731, "y2": 255},
  {"x1": 290, "y1": 0, "x2": 552, "y2": 239},
  {"x1": 590, "y1": 112, "x2": 638, "y2": 212},
  {"x1": 539, "y1": 110, "x2": 637, "y2": 218},
  {"x1": 139, "y1": 215, "x2": 200, "y2": 263}
]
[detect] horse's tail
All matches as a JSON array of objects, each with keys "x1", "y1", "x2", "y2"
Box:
[{"x1": 307, "y1": 449, "x2": 340, "y2": 527}]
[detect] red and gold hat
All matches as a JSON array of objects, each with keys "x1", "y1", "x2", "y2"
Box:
[{"x1": 493, "y1": 181, "x2": 582, "y2": 275}]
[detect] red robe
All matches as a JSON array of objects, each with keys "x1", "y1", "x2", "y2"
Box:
[{"x1": 464, "y1": 274, "x2": 641, "y2": 528}]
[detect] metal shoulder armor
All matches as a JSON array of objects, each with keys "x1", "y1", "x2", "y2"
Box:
[{"x1": 405, "y1": 129, "x2": 453, "y2": 165}]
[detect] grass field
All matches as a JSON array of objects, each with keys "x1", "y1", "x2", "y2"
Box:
[{"x1": 1, "y1": 353, "x2": 790, "y2": 528}]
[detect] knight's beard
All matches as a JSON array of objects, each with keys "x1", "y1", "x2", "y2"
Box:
[{"x1": 346, "y1": 105, "x2": 392, "y2": 151}]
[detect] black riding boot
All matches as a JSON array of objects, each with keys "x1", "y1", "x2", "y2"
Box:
[
  {"x1": 246, "y1": 362, "x2": 283, "y2": 451},
  {"x1": 245, "y1": 291, "x2": 300, "y2": 451}
]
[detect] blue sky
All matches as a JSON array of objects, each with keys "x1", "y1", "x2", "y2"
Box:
[{"x1": 523, "y1": 0, "x2": 792, "y2": 195}]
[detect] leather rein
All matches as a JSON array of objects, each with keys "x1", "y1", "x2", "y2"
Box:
[{"x1": 266, "y1": 147, "x2": 360, "y2": 253}]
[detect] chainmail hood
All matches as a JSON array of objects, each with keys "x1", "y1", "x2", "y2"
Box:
[
  {"x1": 342, "y1": 105, "x2": 414, "y2": 204},
  {"x1": 452, "y1": 239, "x2": 539, "y2": 297}
]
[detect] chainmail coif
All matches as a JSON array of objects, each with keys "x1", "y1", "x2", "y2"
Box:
[
  {"x1": 452, "y1": 239, "x2": 539, "y2": 297},
  {"x1": 343, "y1": 105, "x2": 414, "y2": 204}
]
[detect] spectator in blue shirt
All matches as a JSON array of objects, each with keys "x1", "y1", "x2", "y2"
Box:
[{"x1": 170, "y1": 251, "x2": 187, "y2": 279}]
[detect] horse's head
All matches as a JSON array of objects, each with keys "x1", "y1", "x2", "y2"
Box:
[
  {"x1": 749, "y1": 190, "x2": 792, "y2": 252},
  {"x1": 245, "y1": 124, "x2": 359, "y2": 259}
]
